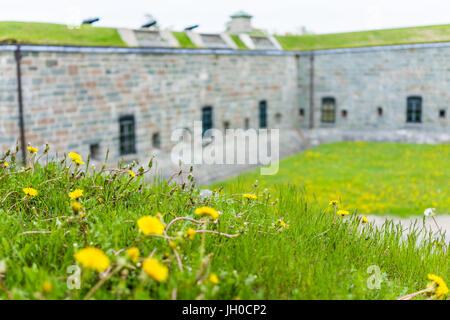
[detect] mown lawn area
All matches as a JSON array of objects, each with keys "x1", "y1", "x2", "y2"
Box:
[
  {"x1": 0, "y1": 145, "x2": 448, "y2": 300},
  {"x1": 212, "y1": 142, "x2": 450, "y2": 217}
]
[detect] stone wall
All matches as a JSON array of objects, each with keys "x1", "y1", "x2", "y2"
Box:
[
  {"x1": 0, "y1": 48, "x2": 300, "y2": 181},
  {"x1": 298, "y1": 45, "x2": 450, "y2": 131}
]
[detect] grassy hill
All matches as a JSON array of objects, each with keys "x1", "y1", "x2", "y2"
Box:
[{"x1": 0, "y1": 144, "x2": 448, "y2": 300}]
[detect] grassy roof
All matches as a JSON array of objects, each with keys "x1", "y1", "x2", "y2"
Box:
[
  {"x1": 0, "y1": 22, "x2": 126, "y2": 46},
  {"x1": 275, "y1": 24, "x2": 450, "y2": 51},
  {"x1": 2, "y1": 21, "x2": 450, "y2": 51}
]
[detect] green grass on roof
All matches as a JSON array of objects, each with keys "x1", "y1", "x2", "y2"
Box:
[
  {"x1": 171, "y1": 31, "x2": 197, "y2": 48},
  {"x1": 0, "y1": 22, "x2": 126, "y2": 46},
  {"x1": 275, "y1": 24, "x2": 450, "y2": 51},
  {"x1": 230, "y1": 35, "x2": 248, "y2": 50}
]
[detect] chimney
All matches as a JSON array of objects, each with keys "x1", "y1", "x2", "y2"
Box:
[{"x1": 227, "y1": 11, "x2": 253, "y2": 34}]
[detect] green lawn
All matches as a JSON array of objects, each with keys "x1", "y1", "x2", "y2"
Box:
[
  {"x1": 275, "y1": 24, "x2": 450, "y2": 51},
  {"x1": 0, "y1": 144, "x2": 448, "y2": 300},
  {"x1": 212, "y1": 142, "x2": 450, "y2": 217},
  {"x1": 0, "y1": 22, "x2": 126, "y2": 46}
]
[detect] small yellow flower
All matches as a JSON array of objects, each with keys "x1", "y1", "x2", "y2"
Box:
[
  {"x1": 209, "y1": 273, "x2": 219, "y2": 285},
  {"x1": 27, "y1": 146, "x2": 38, "y2": 153},
  {"x1": 142, "y1": 258, "x2": 168, "y2": 282},
  {"x1": 128, "y1": 170, "x2": 136, "y2": 178},
  {"x1": 74, "y1": 247, "x2": 110, "y2": 272},
  {"x1": 69, "y1": 189, "x2": 83, "y2": 200},
  {"x1": 2, "y1": 161, "x2": 8, "y2": 167},
  {"x1": 98, "y1": 198, "x2": 103, "y2": 203},
  {"x1": 68, "y1": 152, "x2": 82, "y2": 162},
  {"x1": 169, "y1": 241, "x2": 176, "y2": 249},
  {"x1": 80, "y1": 212, "x2": 86, "y2": 218},
  {"x1": 184, "y1": 228, "x2": 196, "y2": 240},
  {"x1": 74, "y1": 159, "x2": 85, "y2": 165},
  {"x1": 137, "y1": 215, "x2": 165, "y2": 235},
  {"x1": 362, "y1": 216, "x2": 368, "y2": 223},
  {"x1": 71, "y1": 201, "x2": 81, "y2": 213},
  {"x1": 278, "y1": 219, "x2": 287, "y2": 228},
  {"x1": 42, "y1": 281, "x2": 52, "y2": 293},
  {"x1": 337, "y1": 210, "x2": 350, "y2": 216},
  {"x1": 194, "y1": 206, "x2": 219, "y2": 219},
  {"x1": 243, "y1": 193, "x2": 257, "y2": 200},
  {"x1": 329, "y1": 200, "x2": 339, "y2": 207},
  {"x1": 126, "y1": 247, "x2": 140, "y2": 263},
  {"x1": 23, "y1": 187, "x2": 38, "y2": 197},
  {"x1": 427, "y1": 274, "x2": 449, "y2": 299}
]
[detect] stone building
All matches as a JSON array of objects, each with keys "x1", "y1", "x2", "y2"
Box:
[{"x1": 0, "y1": 13, "x2": 449, "y2": 182}]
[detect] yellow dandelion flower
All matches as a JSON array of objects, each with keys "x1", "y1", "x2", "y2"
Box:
[
  {"x1": 243, "y1": 193, "x2": 257, "y2": 200},
  {"x1": 42, "y1": 281, "x2": 52, "y2": 293},
  {"x1": 184, "y1": 228, "x2": 196, "y2": 240},
  {"x1": 71, "y1": 201, "x2": 81, "y2": 213},
  {"x1": 329, "y1": 200, "x2": 339, "y2": 207},
  {"x1": 27, "y1": 146, "x2": 38, "y2": 153},
  {"x1": 427, "y1": 274, "x2": 449, "y2": 299},
  {"x1": 194, "y1": 206, "x2": 219, "y2": 219},
  {"x1": 2, "y1": 161, "x2": 8, "y2": 167},
  {"x1": 80, "y1": 212, "x2": 86, "y2": 218},
  {"x1": 209, "y1": 273, "x2": 219, "y2": 285},
  {"x1": 337, "y1": 210, "x2": 350, "y2": 216},
  {"x1": 137, "y1": 215, "x2": 165, "y2": 235},
  {"x1": 128, "y1": 170, "x2": 136, "y2": 178},
  {"x1": 74, "y1": 159, "x2": 85, "y2": 165},
  {"x1": 98, "y1": 198, "x2": 103, "y2": 203},
  {"x1": 278, "y1": 219, "x2": 287, "y2": 227},
  {"x1": 68, "y1": 152, "x2": 82, "y2": 162},
  {"x1": 126, "y1": 247, "x2": 140, "y2": 263},
  {"x1": 69, "y1": 189, "x2": 83, "y2": 200},
  {"x1": 362, "y1": 216, "x2": 369, "y2": 223},
  {"x1": 142, "y1": 258, "x2": 168, "y2": 282},
  {"x1": 23, "y1": 187, "x2": 38, "y2": 197},
  {"x1": 74, "y1": 247, "x2": 110, "y2": 272}
]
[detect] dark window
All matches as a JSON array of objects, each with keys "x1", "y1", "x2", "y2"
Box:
[
  {"x1": 201, "y1": 106, "x2": 213, "y2": 137},
  {"x1": 406, "y1": 96, "x2": 422, "y2": 123},
  {"x1": 244, "y1": 118, "x2": 250, "y2": 130},
  {"x1": 439, "y1": 109, "x2": 446, "y2": 118},
  {"x1": 299, "y1": 108, "x2": 305, "y2": 117},
  {"x1": 152, "y1": 132, "x2": 161, "y2": 149},
  {"x1": 259, "y1": 100, "x2": 267, "y2": 128},
  {"x1": 223, "y1": 121, "x2": 230, "y2": 130},
  {"x1": 341, "y1": 110, "x2": 347, "y2": 118},
  {"x1": 321, "y1": 97, "x2": 336, "y2": 123},
  {"x1": 89, "y1": 143, "x2": 100, "y2": 160},
  {"x1": 377, "y1": 107, "x2": 383, "y2": 116},
  {"x1": 119, "y1": 115, "x2": 136, "y2": 155},
  {"x1": 275, "y1": 113, "x2": 282, "y2": 124}
]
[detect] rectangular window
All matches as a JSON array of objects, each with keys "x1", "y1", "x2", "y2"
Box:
[
  {"x1": 406, "y1": 96, "x2": 422, "y2": 123},
  {"x1": 201, "y1": 106, "x2": 213, "y2": 137},
  {"x1": 321, "y1": 97, "x2": 336, "y2": 123},
  {"x1": 259, "y1": 100, "x2": 267, "y2": 128},
  {"x1": 119, "y1": 115, "x2": 136, "y2": 155}
]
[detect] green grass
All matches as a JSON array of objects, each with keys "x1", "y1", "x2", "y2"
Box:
[
  {"x1": 230, "y1": 35, "x2": 249, "y2": 50},
  {"x1": 212, "y1": 142, "x2": 450, "y2": 217},
  {"x1": 0, "y1": 145, "x2": 448, "y2": 300},
  {"x1": 0, "y1": 22, "x2": 126, "y2": 46},
  {"x1": 171, "y1": 32, "x2": 197, "y2": 48},
  {"x1": 275, "y1": 24, "x2": 450, "y2": 51}
]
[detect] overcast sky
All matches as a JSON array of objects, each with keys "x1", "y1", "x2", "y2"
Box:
[{"x1": 1, "y1": 0, "x2": 449, "y2": 34}]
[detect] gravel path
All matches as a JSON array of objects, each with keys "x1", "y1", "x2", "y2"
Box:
[{"x1": 367, "y1": 215, "x2": 450, "y2": 244}]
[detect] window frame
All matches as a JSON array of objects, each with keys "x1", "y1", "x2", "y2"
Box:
[
  {"x1": 259, "y1": 100, "x2": 267, "y2": 128},
  {"x1": 406, "y1": 96, "x2": 422, "y2": 123},
  {"x1": 119, "y1": 115, "x2": 136, "y2": 156},
  {"x1": 321, "y1": 97, "x2": 336, "y2": 123},
  {"x1": 201, "y1": 106, "x2": 213, "y2": 137}
]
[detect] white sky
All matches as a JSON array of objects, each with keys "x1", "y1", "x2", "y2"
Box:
[{"x1": 0, "y1": 0, "x2": 449, "y2": 34}]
